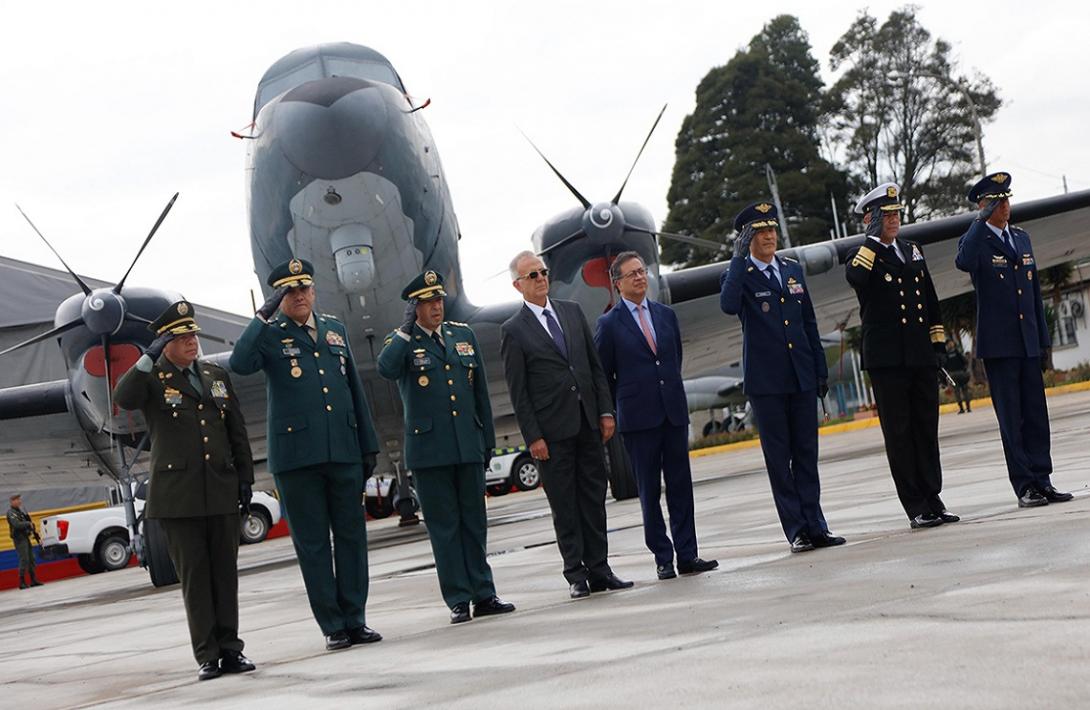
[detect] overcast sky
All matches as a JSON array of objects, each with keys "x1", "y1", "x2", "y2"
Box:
[{"x1": 1, "y1": 1, "x2": 1086, "y2": 316}]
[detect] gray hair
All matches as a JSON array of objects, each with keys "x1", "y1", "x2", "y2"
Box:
[
  {"x1": 609, "y1": 251, "x2": 645, "y2": 286},
  {"x1": 508, "y1": 250, "x2": 539, "y2": 280}
]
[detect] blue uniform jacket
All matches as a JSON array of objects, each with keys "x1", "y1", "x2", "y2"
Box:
[
  {"x1": 594, "y1": 299, "x2": 690, "y2": 434},
  {"x1": 954, "y1": 220, "x2": 1050, "y2": 359},
  {"x1": 229, "y1": 313, "x2": 380, "y2": 475},
  {"x1": 720, "y1": 255, "x2": 828, "y2": 395}
]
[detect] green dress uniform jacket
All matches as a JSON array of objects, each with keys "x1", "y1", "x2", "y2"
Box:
[
  {"x1": 377, "y1": 321, "x2": 495, "y2": 468},
  {"x1": 114, "y1": 357, "x2": 255, "y2": 518},
  {"x1": 229, "y1": 313, "x2": 380, "y2": 471}
]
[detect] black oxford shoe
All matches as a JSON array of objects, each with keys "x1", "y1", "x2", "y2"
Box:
[
  {"x1": 910, "y1": 512, "x2": 944, "y2": 529},
  {"x1": 589, "y1": 574, "x2": 634, "y2": 592},
  {"x1": 220, "y1": 650, "x2": 255, "y2": 674},
  {"x1": 569, "y1": 580, "x2": 591, "y2": 599},
  {"x1": 347, "y1": 625, "x2": 382, "y2": 645},
  {"x1": 1018, "y1": 488, "x2": 1049, "y2": 508},
  {"x1": 656, "y1": 563, "x2": 677, "y2": 580},
  {"x1": 325, "y1": 630, "x2": 352, "y2": 651},
  {"x1": 473, "y1": 596, "x2": 516, "y2": 617},
  {"x1": 811, "y1": 532, "x2": 846, "y2": 548},
  {"x1": 450, "y1": 602, "x2": 472, "y2": 624},
  {"x1": 790, "y1": 534, "x2": 814, "y2": 553},
  {"x1": 939, "y1": 510, "x2": 961, "y2": 523},
  {"x1": 678, "y1": 558, "x2": 719, "y2": 575},
  {"x1": 1041, "y1": 485, "x2": 1074, "y2": 503},
  {"x1": 197, "y1": 660, "x2": 221, "y2": 681}
]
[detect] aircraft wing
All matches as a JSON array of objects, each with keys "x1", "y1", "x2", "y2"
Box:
[{"x1": 664, "y1": 189, "x2": 1090, "y2": 377}]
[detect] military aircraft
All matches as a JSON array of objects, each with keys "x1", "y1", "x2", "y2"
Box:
[{"x1": 3, "y1": 41, "x2": 1090, "y2": 586}]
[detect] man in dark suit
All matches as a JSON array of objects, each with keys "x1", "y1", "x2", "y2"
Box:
[
  {"x1": 845, "y1": 183, "x2": 959, "y2": 529},
  {"x1": 501, "y1": 250, "x2": 633, "y2": 599},
  {"x1": 114, "y1": 301, "x2": 256, "y2": 681},
  {"x1": 955, "y1": 172, "x2": 1073, "y2": 508},
  {"x1": 594, "y1": 251, "x2": 717, "y2": 580},
  {"x1": 720, "y1": 201, "x2": 846, "y2": 554}
]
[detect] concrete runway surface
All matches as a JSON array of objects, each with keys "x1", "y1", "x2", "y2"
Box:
[{"x1": 3, "y1": 391, "x2": 1089, "y2": 709}]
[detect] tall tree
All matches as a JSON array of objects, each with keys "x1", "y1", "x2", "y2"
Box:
[
  {"x1": 826, "y1": 7, "x2": 1002, "y2": 224},
  {"x1": 662, "y1": 15, "x2": 850, "y2": 268}
]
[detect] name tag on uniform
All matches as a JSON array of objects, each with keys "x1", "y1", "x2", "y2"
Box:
[
  {"x1": 210, "y1": 380, "x2": 229, "y2": 399},
  {"x1": 1022, "y1": 254, "x2": 1035, "y2": 266},
  {"x1": 281, "y1": 346, "x2": 301, "y2": 356},
  {"x1": 455, "y1": 342, "x2": 475, "y2": 356},
  {"x1": 325, "y1": 330, "x2": 346, "y2": 347},
  {"x1": 754, "y1": 290, "x2": 772, "y2": 298},
  {"x1": 788, "y1": 283, "x2": 805, "y2": 295},
  {"x1": 163, "y1": 387, "x2": 183, "y2": 406},
  {"x1": 412, "y1": 354, "x2": 433, "y2": 368}
]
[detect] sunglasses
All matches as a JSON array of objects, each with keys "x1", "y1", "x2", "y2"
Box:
[{"x1": 518, "y1": 268, "x2": 550, "y2": 281}]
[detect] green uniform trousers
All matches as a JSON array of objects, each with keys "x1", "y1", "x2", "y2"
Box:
[
  {"x1": 158, "y1": 514, "x2": 243, "y2": 664},
  {"x1": 276, "y1": 462, "x2": 369, "y2": 635},
  {"x1": 15, "y1": 537, "x2": 36, "y2": 578},
  {"x1": 415, "y1": 463, "x2": 495, "y2": 609}
]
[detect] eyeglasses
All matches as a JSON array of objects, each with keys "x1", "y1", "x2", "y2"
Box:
[
  {"x1": 619, "y1": 267, "x2": 647, "y2": 280},
  {"x1": 517, "y1": 268, "x2": 550, "y2": 281}
]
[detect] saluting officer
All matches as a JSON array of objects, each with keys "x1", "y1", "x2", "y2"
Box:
[
  {"x1": 229, "y1": 258, "x2": 383, "y2": 651},
  {"x1": 720, "y1": 201, "x2": 846, "y2": 553},
  {"x1": 113, "y1": 301, "x2": 256, "y2": 682},
  {"x1": 955, "y1": 172, "x2": 1073, "y2": 508},
  {"x1": 377, "y1": 270, "x2": 516, "y2": 624},
  {"x1": 845, "y1": 183, "x2": 959, "y2": 529}
]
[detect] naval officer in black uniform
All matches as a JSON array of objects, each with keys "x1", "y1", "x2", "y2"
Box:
[
  {"x1": 955, "y1": 172, "x2": 1073, "y2": 507},
  {"x1": 845, "y1": 183, "x2": 958, "y2": 529}
]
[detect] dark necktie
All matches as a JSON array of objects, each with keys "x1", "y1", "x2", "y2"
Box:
[
  {"x1": 431, "y1": 331, "x2": 444, "y2": 350},
  {"x1": 885, "y1": 243, "x2": 900, "y2": 262},
  {"x1": 1002, "y1": 229, "x2": 1014, "y2": 253},
  {"x1": 185, "y1": 366, "x2": 202, "y2": 393},
  {"x1": 542, "y1": 308, "x2": 568, "y2": 357},
  {"x1": 764, "y1": 266, "x2": 781, "y2": 290}
]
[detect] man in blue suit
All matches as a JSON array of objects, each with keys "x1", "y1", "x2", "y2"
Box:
[
  {"x1": 720, "y1": 201, "x2": 845, "y2": 553},
  {"x1": 594, "y1": 251, "x2": 718, "y2": 580},
  {"x1": 955, "y1": 172, "x2": 1073, "y2": 508}
]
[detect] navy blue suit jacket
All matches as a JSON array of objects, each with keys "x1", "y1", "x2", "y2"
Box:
[
  {"x1": 720, "y1": 255, "x2": 828, "y2": 395},
  {"x1": 955, "y1": 220, "x2": 1049, "y2": 359},
  {"x1": 595, "y1": 299, "x2": 689, "y2": 433}
]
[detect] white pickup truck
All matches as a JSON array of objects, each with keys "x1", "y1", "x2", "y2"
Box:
[{"x1": 39, "y1": 484, "x2": 281, "y2": 575}]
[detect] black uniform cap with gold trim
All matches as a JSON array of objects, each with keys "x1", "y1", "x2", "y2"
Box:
[
  {"x1": 967, "y1": 172, "x2": 1013, "y2": 203},
  {"x1": 267, "y1": 258, "x2": 315, "y2": 289},
  {"x1": 854, "y1": 182, "x2": 904, "y2": 215},
  {"x1": 733, "y1": 201, "x2": 779, "y2": 233},
  {"x1": 401, "y1": 270, "x2": 447, "y2": 302},
  {"x1": 149, "y1": 300, "x2": 201, "y2": 336}
]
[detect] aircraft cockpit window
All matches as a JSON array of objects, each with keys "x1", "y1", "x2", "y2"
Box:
[
  {"x1": 257, "y1": 60, "x2": 325, "y2": 111},
  {"x1": 323, "y1": 58, "x2": 402, "y2": 91}
]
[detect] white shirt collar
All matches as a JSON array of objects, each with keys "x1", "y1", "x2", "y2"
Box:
[
  {"x1": 985, "y1": 221, "x2": 1010, "y2": 238},
  {"x1": 524, "y1": 298, "x2": 556, "y2": 319},
  {"x1": 749, "y1": 254, "x2": 776, "y2": 270},
  {"x1": 867, "y1": 235, "x2": 904, "y2": 261},
  {"x1": 291, "y1": 313, "x2": 317, "y2": 331},
  {"x1": 621, "y1": 296, "x2": 649, "y2": 313}
]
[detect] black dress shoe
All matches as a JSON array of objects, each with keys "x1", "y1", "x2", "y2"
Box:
[
  {"x1": 220, "y1": 650, "x2": 256, "y2": 674},
  {"x1": 325, "y1": 630, "x2": 352, "y2": 651},
  {"x1": 910, "y1": 512, "x2": 944, "y2": 529},
  {"x1": 790, "y1": 534, "x2": 814, "y2": 553},
  {"x1": 473, "y1": 595, "x2": 516, "y2": 617},
  {"x1": 589, "y1": 573, "x2": 634, "y2": 592},
  {"x1": 939, "y1": 509, "x2": 960, "y2": 523},
  {"x1": 1041, "y1": 485, "x2": 1074, "y2": 503},
  {"x1": 811, "y1": 532, "x2": 846, "y2": 548},
  {"x1": 197, "y1": 660, "x2": 222, "y2": 681},
  {"x1": 1018, "y1": 488, "x2": 1049, "y2": 508},
  {"x1": 450, "y1": 602, "x2": 472, "y2": 624},
  {"x1": 656, "y1": 563, "x2": 677, "y2": 580},
  {"x1": 678, "y1": 558, "x2": 719, "y2": 575},
  {"x1": 347, "y1": 625, "x2": 382, "y2": 645},
  {"x1": 29, "y1": 580, "x2": 44, "y2": 587},
  {"x1": 570, "y1": 580, "x2": 590, "y2": 599}
]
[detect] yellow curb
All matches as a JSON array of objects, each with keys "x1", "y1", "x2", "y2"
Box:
[{"x1": 689, "y1": 378, "x2": 1090, "y2": 459}]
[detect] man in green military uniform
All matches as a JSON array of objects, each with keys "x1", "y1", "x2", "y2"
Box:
[
  {"x1": 230, "y1": 258, "x2": 383, "y2": 651},
  {"x1": 114, "y1": 301, "x2": 256, "y2": 682},
  {"x1": 378, "y1": 270, "x2": 515, "y2": 624},
  {"x1": 6, "y1": 494, "x2": 43, "y2": 589}
]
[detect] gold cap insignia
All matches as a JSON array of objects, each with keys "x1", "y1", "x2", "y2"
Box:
[
  {"x1": 424, "y1": 270, "x2": 438, "y2": 286},
  {"x1": 886, "y1": 186, "x2": 898, "y2": 198},
  {"x1": 993, "y1": 173, "x2": 1009, "y2": 183},
  {"x1": 289, "y1": 259, "x2": 303, "y2": 275},
  {"x1": 755, "y1": 203, "x2": 772, "y2": 214},
  {"x1": 177, "y1": 302, "x2": 189, "y2": 316}
]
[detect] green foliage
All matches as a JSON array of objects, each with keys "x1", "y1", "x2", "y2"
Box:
[{"x1": 661, "y1": 15, "x2": 850, "y2": 267}]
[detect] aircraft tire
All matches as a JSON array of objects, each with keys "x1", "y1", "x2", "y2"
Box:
[
  {"x1": 605, "y1": 434, "x2": 638, "y2": 501},
  {"x1": 143, "y1": 518, "x2": 179, "y2": 587}
]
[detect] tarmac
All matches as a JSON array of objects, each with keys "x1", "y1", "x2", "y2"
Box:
[{"x1": 2, "y1": 390, "x2": 1089, "y2": 709}]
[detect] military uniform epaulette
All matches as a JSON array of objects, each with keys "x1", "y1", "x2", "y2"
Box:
[
  {"x1": 780, "y1": 256, "x2": 799, "y2": 264},
  {"x1": 444, "y1": 321, "x2": 469, "y2": 328},
  {"x1": 320, "y1": 313, "x2": 342, "y2": 323}
]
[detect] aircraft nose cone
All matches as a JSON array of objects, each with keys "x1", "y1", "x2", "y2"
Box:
[
  {"x1": 275, "y1": 77, "x2": 390, "y2": 179},
  {"x1": 582, "y1": 202, "x2": 625, "y2": 243},
  {"x1": 81, "y1": 289, "x2": 126, "y2": 335}
]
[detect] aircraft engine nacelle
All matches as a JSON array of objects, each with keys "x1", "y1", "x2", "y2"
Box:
[{"x1": 330, "y1": 223, "x2": 376, "y2": 293}]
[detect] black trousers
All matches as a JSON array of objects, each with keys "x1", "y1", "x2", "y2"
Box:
[
  {"x1": 159, "y1": 514, "x2": 244, "y2": 664},
  {"x1": 537, "y1": 413, "x2": 612, "y2": 584},
  {"x1": 870, "y1": 367, "x2": 945, "y2": 519}
]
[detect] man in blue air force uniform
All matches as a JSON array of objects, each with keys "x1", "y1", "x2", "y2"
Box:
[
  {"x1": 954, "y1": 172, "x2": 1073, "y2": 508},
  {"x1": 229, "y1": 258, "x2": 383, "y2": 651},
  {"x1": 720, "y1": 201, "x2": 846, "y2": 554},
  {"x1": 377, "y1": 270, "x2": 515, "y2": 625}
]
